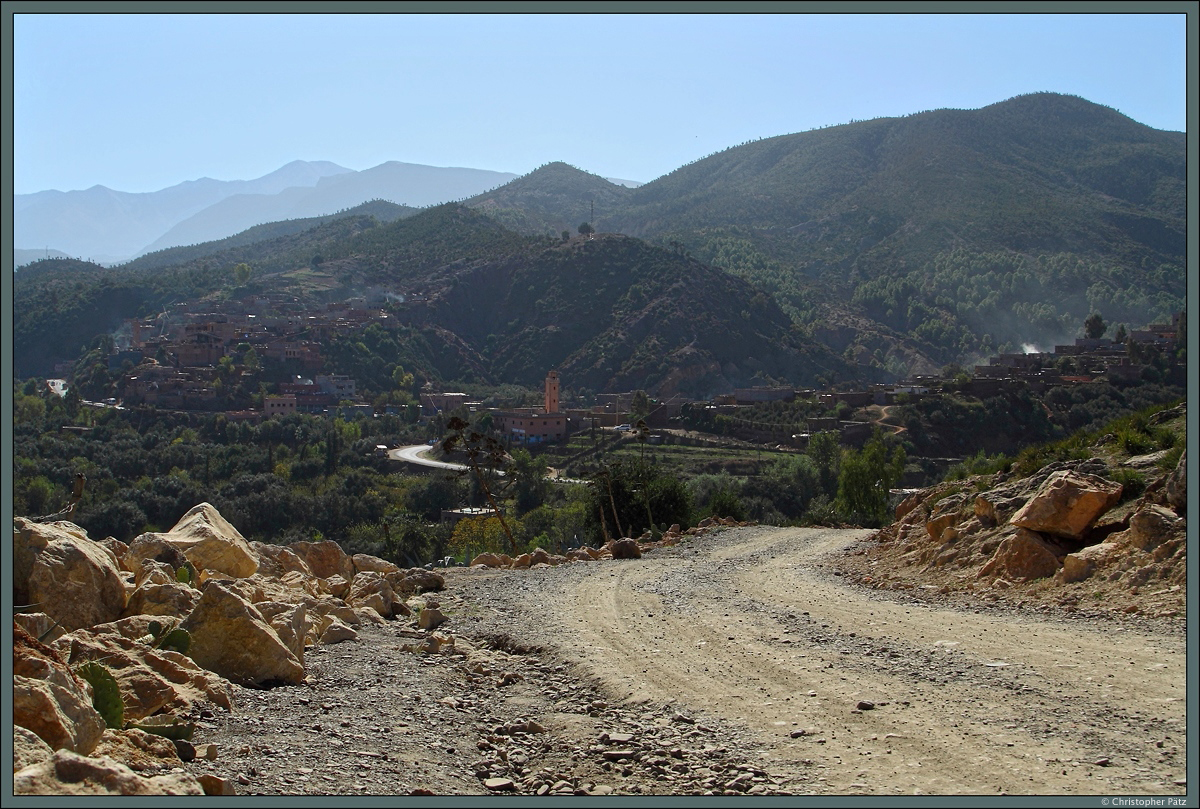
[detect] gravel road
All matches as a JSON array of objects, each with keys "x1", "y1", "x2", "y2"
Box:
[{"x1": 184, "y1": 526, "x2": 1188, "y2": 796}]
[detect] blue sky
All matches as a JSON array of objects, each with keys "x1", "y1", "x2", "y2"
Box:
[{"x1": 12, "y1": 10, "x2": 1190, "y2": 195}]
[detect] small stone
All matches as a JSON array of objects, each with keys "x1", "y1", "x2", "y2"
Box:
[
  {"x1": 789, "y1": 729, "x2": 808, "y2": 738},
  {"x1": 1094, "y1": 757, "x2": 1111, "y2": 767},
  {"x1": 197, "y1": 774, "x2": 237, "y2": 796},
  {"x1": 602, "y1": 750, "x2": 635, "y2": 761},
  {"x1": 484, "y1": 777, "x2": 516, "y2": 791},
  {"x1": 856, "y1": 701, "x2": 876, "y2": 711},
  {"x1": 409, "y1": 788, "x2": 435, "y2": 796}
]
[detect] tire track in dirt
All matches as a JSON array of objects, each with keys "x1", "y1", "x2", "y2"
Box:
[{"x1": 547, "y1": 527, "x2": 1186, "y2": 795}]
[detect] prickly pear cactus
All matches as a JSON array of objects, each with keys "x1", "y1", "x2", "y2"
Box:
[
  {"x1": 76, "y1": 660, "x2": 123, "y2": 729},
  {"x1": 158, "y1": 628, "x2": 191, "y2": 655},
  {"x1": 147, "y1": 620, "x2": 192, "y2": 655},
  {"x1": 175, "y1": 560, "x2": 199, "y2": 588}
]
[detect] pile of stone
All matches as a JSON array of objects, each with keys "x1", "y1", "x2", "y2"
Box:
[
  {"x1": 468, "y1": 517, "x2": 754, "y2": 569},
  {"x1": 867, "y1": 448, "x2": 1186, "y2": 605},
  {"x1": 12, "y1": 503, "x2": 447, "y2": 796}
]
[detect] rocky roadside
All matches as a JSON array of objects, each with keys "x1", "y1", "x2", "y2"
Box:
[{"x1": 177, "y1": 600, "x2": 800, "y2": 797}]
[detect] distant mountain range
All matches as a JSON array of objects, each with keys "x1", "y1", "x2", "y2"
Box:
[
  {"x1": 14, "y1": 161, "x2": 644, "y2": 265},
  {"x1": 14, "y1": 160, "x2": 353, "y2": 263},
  {"x1": 12, "y1": 93, "x2": 1185, "y2": 390}
]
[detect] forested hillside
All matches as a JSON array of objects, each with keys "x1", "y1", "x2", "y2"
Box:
[
  {"x1": 13, "y1": 93, "x2": 1185, "y2": 384},
  {"x1": 13, "y1": 204, "x2": 854, "y2": 396},
  {"x1": 466, "y1": 93, "x2": 1186, "y2": 373}
]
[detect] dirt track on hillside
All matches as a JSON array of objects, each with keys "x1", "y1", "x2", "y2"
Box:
[{"x1": 451, "y1": 526, "x2": 1187, "y2": 796}]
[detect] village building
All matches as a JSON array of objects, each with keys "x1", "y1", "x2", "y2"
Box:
[{"x1": 494, "y1": 371, "x2": 568, "y2": 445}]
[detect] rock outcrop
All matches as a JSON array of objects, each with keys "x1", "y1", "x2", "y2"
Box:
[
  {"x1": 15, "y1": 518, "x2": 128, "y2": 631},
  {"x1": 1009, "y1": 471, "x2": 1123, "y2": 539},
  {"x1": 854, "y1": 426, "x2": 1186, "y2": 616},
  {"x1": 14, "y1": 626, "x2": 106, "y2": 756},
  {"x1": 14, "y1": 750, "x2": 205, "y2": 795},
  {"x1": 130, "y1": 503, "x2": 259, "y2": 578},
  {"x1": 11, "y1": 501, "x2": 454, "y2": 795},
  {"x1": 181, "y1": 580, "x2": 305, "y2": 686}
]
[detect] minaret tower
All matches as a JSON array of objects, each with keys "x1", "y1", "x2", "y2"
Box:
[{"x1": 544, "y1": 370, "x2": 560, "y2": 414}]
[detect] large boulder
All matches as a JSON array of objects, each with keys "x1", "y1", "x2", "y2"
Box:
[
  {"x1": 91, "y1": 727, "x2": 181, "y2": 772},
  {"x1": 181, "y1": 580, "x2": 304, "y2": 686},
  {"x1": 1059, "y1": 541, "x2": 1123, "y2": 583},
  {"x1": 14, "y1": 725, "x2": 55, "y2": 771},
  {"x1": 122, "y1": 582, "x2": 201, "y2": 620},
  {"x1": 612, "y1": 539, "x2": 642, "y2": 559},
  {"x1": 319, "y1": 618, "x2": 358, "y2": 644},
  {"x1": 54, "y1": 619, "x2": 236, "y2": 717},
  {"x1": 470, "y1": 552, "x2": 506, "y2": 568},
  {"x1": 925, "y1": 492, "x2": 969, "y2": 539},
  {"x1": 15, "y1": 518, "x2": 128, "y2": 632},
  {"x1": 132, "y1": 559, "x2": 178, "y2": 589},
  {"x1": 1009, "y1": 471, "x2": 1123, "y2": 539},
  {"x1": 130, "y1": 504, "x2": 258, "y2": 578},
  {"x1": 978, "y1": 528, "x2": 1065, "y2": 581},
  {"x1": 1117, "y1": 504, "x2": 1186, "y2": 553},
  {"x1": 387, "y1": 568, "x2": 445, "y2": 596},
  {"x1": 250, "y1": 542, "x2": 314, "y2": 579},
  {"x1": 14, "y1": 626, "x2": 106, "y2": 756},
  {"x1": 254, "y1": 601, "x2": 311, "y2": 663},
  {"x1": 352, "y1": 553, "x2": 400, "y2": 575},
  {"x1": 14, "y1": 611, "x2": 67, "y2": 644},
  {"x1": 14, "y1": 749, "x2": 205, "y2": 795},
  {"x1": 346, "y1": 572, "x2": 399, "y2": 619},
  {"x1": 287, "y1": 540, "x2": 353, "y2": 581},
  {"x1": 417, "y1": 606, "x2": 447, "y2": 631}
]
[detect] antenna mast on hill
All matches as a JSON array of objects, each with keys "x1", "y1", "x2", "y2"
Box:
[{"x1": 591, "y1": 199, "x2": 594, "y2": 226}]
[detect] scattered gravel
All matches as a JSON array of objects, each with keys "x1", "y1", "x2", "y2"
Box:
[{"x1": 182, "y1": 526, "x2": 1188, "y2": 796}]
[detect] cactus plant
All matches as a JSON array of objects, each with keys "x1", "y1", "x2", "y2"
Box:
[
  {"x1": 147, "y1": 619, "x2": 192, "y2": 656},
  {"x1": 76, "y1": 660, "x2": 123, "y2": 729},
  {"x1": 174, "y1": 560, "x2": 199, "y2": 588}
]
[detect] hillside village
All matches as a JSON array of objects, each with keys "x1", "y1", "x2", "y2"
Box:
[{"x1": 49, "y1": 290, "x2": 1184, "y2": 454}]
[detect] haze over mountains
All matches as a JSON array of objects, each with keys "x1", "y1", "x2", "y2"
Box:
[
  {"x1": 15, "y1": 159, "x2": 646, "y2": 265},
  {"x1": 13, "y1": 93, "x2": 1186, "y2": 392}
]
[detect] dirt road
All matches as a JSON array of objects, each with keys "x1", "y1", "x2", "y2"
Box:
[
  {"x1": 455, "y1": 526, "x2": 1187, "y2": 796},
  {"x1": 190, "y1": 525, "x2": 1187, "y2": 796}
]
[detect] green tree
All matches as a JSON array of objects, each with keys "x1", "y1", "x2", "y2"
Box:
[
  {"x1": 234, "y1": 263, "x2": 252, "y2": 285},
  {"x1": 834, "y1": 431, "x2": 906, "y2": 527},
  {"x1": 588, "y1": 458, "x2": 689, "y2": 540},
  {"x1": 242, "y1": 347, "x2": 261, "y2": 372},
  {"x1": 578, "y1": 222, "x2": 595, "y2": 236},
  {"x1": 629, "y1": 390, "x2": 650, "y2": 421},
  {"x1": 1084, "y1": 312, "x2": 1107, "y2": 339},
  {"x1": 805, "y1": 430, "x2": 842, "y2": 498},
  {"x1": 441, "y1": 417, "x2": 520, "y2": 553},
  {"x1": 510, "y1": 448, "x2": 549, "y2": 515}
]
